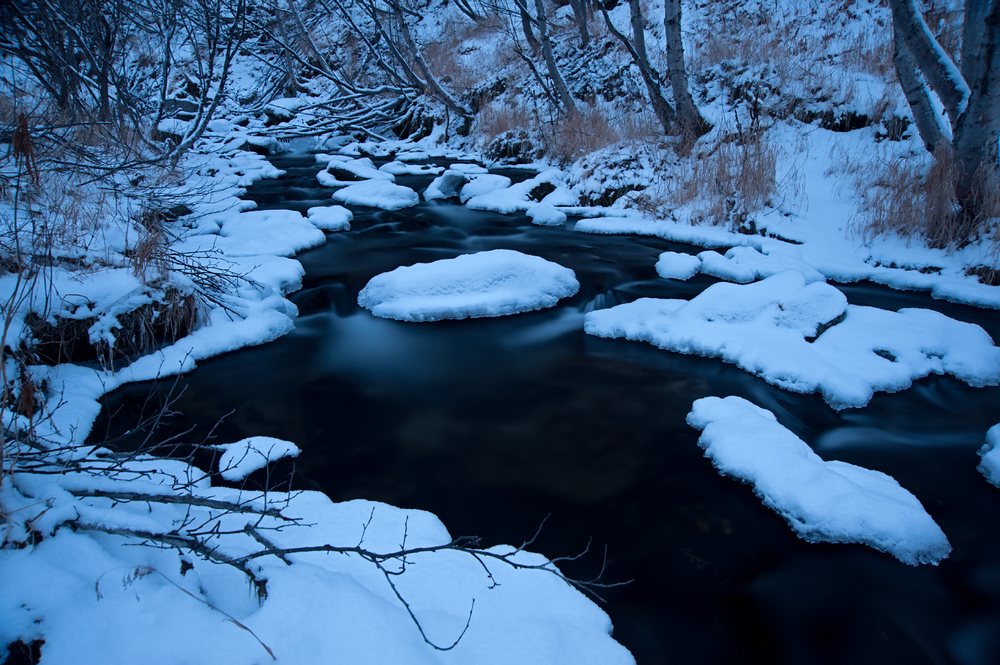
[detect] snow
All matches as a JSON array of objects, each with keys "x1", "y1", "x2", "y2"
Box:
[
  {"x1": 585, "y1": 271, "x2": 1000, "y2": 409},
  {"x1": 979, "y1": 424, "x2": 1000, "y2": 488},
  {"x1": 686, "y1": 396, "x2": 951, "y2": 565},
  {"x1": 378, "y1": 161, "x2": 444, "y2": 176},
  {"x1": 358, "y1": 249, "x2": 580, "y2": 322},
  {"x1": 0, "y1": 455, "x2": 633, "y2": 665},
  {"x1": 214, "y1": 436, "x2": 301, "y2": 481},
  {"x1": 333, "y1": 180, "x2": 420, "y2": 210},
  {"x1": 465, "y1": 169, "x2": 574, "y2": 213},
  {"x1": 655, "y1": 251, "x2": 702, "y2": 280},
  {"x1": 218, "y1": 209, "x2": 326, "y2": 256},
  {"x1": 306, "y1": 205, "x2": 352, "y2": 231},
  {"x1": 527, "y1": 203, "x2": 568, "y2": 226}
]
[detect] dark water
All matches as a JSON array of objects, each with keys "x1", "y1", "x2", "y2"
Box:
[{"x1": 92, "y1": 153, "x2": 1000, "y2": 665}]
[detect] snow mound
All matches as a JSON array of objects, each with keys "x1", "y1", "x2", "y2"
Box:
[
  {"x1": 527, "y1": 204, "x2": 567, "y2": 226},
  {"x1": 333, "y1": 180, "x2": 420, "y2": 210},
  {"x1": 306, "y1": 205, "x2": 352, "y2": 231},
  {"x1": 687, "y1": 396, "x2": 951, "y2": 565},
  {"x1": 358, "y1": 249, "x2": 580, "y2": 322},
  {"x1": 655, "y1": 251, "x2": 702, "y2": 280},
  {"x1": 978, "y1": 424, "x2": 1000, "y2": 487},
  {"x1": 215, "y1": 436, "x2": 301, "y2": 481},
  {"x1": 585, "y1": 271, "x2": 1000, "y2": 409}
]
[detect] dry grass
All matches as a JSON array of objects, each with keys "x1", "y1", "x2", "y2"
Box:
[
  {"x1": 476, "y1": 101, "x2": 533, "y2": 140},
  {"x1": 668, "y1": 114, "x2": 779, "y2": 227},
  {"x1": 849, "y1": 143, "x2": 1000, "y2": 250}
]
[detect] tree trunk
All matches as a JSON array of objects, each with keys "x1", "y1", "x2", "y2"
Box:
[
  {"x1": 892, "y1": 27, "x2": 945, "y2": 151},
  {"x1": 605, "y1": 0, "x2": 675, "y2": 134},
  {"x1": 663, "y1": 0, "x2": 707, "y2": 139},
  {"x1": 534, "y1": 0, "x2": 576, "y2": 117},
  {"x1": 951, "y1": 1, "x2": 1000, "y2": 206},
  {"x1": 888, "y1": 0, "x2": 969, "y2": 128},
  {"x1": 569, "y1": 0, "x2": 589, "y2": 48},
  {"x1": 390, "y1": 0, "x2": 470, "y2": 116},
  {"x1": 514, "y1": 0, "x2": 540, "y2": 53}
]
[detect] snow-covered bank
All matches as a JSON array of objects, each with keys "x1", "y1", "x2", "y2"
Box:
[{"x1": 1, "y1": 448, "x2": 632, "y2": 664}]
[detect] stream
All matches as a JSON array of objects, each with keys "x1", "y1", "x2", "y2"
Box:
[{"x1": 91, "y1": 152, "x2": 1000, "y2": 665}]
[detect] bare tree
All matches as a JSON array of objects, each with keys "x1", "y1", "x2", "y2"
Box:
[
  {"x1": 600, "y1": 0, "x2": 675, "y2": 135},
  {"x1": 533, "y1": 0, "x2": 576, "y2": 117},
  {"x1": 889, "y1": 0, "x2": 1000, "y2": 229}
]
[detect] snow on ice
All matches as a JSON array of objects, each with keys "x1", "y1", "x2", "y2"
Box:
[
  {"x1": 585, "y1": 271, "x2": 1000, "y2": 409},
  {"x1": 686, "y1": 396, "x2": 952, "y2": 565},
  {"x1": 358, "y1": 249, "x2": 580, "y2": 322}
]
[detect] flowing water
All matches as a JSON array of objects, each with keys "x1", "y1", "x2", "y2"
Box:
[{"x1": 92, "y1": 153, "x2": 1000, "y2": 665}]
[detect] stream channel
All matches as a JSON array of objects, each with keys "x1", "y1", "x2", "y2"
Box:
[{"x1": 92, "y1": 152, "x2": 1000, "y2": 665}]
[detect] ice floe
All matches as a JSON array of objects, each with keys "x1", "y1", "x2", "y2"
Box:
[
  {"x1": 585, "y1": 271, "x2": 1000, "y2": 409},
  {"x1": 358, "y1": 249, "x2": 579, "y2": 322},
  {"x1": 687, "y1": 396, "x2": 951, "y2": 565}
]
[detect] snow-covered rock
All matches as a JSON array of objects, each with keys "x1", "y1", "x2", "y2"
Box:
[
  {"x1": 333, "y1": 180, "x2": 420, "y2": 210},
  {"x1": 527, "y1": 204, "x2": 567, "y2": 227},
  {"x1": 978, "y1": 424, "x2": 1000, "y2": 487},
  {"x1": 306, "y1": 205, "x2": 352, "y2": 231},
  {"x1": 358, "y1": 249, "x2": 580, "y2": 322},
  {"x1": 655, "y1": 251, "x2": 702, "y2": 280},
  {"x1": 687, "y1": 396, "x2": 951, "y2": 565},
  {"x1": 585, "y1": 271, "x2": 1000, "y2": 409}
]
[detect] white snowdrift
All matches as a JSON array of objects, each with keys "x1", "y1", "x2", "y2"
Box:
[
  {"x1": 333, "y1": 180, "x2": 420, "y2": 210},
  {"x1": 358, "y1": 249, "x2": 580, "y2": 322},
  {"x1": 585, "y1": 271, "x2": 1000, "y2": 409},
  {"x1": 979, "y1": 424, "x2": 1000, "y2": 488},
  {"x1": 687, "y1": 396, "x2": 951, "y2": 565}
]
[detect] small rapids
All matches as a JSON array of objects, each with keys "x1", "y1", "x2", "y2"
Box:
[{"x1": 92, "y1": 152, "x2": 1000, "y2": 665}]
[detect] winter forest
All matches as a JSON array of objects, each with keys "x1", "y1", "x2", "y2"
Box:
[{"x1": 2, "y1": 0, "x2": 1000, "y2": 663}]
